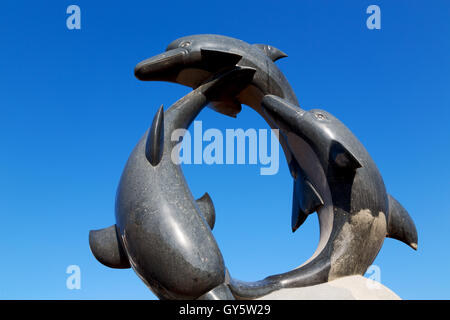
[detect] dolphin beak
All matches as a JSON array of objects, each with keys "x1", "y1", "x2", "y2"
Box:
[
  {"x1": 134, "y1": 47, "x2": 187, "y2": 81},
  {"x1": 261, "y1": 95, "x2": 304, "y2": 132}
]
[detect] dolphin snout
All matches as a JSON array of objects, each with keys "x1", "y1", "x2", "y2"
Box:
[
  {"x1": 134, "y1": 47, "x2": 187, "y2": 81},
  {"x1": 261, "y1": 95, "x2": 304, "y2": 132}
]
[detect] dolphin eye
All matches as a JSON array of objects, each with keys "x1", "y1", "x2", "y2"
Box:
[
  {"x1": 313, "y1": 112, "x2": 327, "y2": 120},
  {"x1": 179, "y1": 41, "x2": 191, "y2": 48}
]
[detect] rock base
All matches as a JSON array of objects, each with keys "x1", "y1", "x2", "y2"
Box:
[{"x1": 255, "y1": 275, "x2": 400, "y2": 300}]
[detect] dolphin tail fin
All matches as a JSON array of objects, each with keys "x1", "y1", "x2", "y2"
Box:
[
  {"x1": 386, "y1": 194, "x2": 418, "y2": 250},
  {"x1": 196, "y1": 193, "x2": 216, "y2": 230},
  {"x1": 89, "y1": 225, "x2": 131, "y2": 269}
]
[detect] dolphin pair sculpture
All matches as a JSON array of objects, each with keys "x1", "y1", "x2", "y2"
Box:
[{"x1": 90, "y1": 34, "x2": 418, "y2": 299}]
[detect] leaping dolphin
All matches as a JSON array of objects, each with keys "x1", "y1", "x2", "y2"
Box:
[
  {"x1": 228, "y1": 95, "x2": 418, "y2": 299},
  {"x1": 134, "y1": 34, "x2": 301, "y2": 175},
  {"x1": 134, "y1": 34, "x2": 297, "y2": 118},
  {"x1": 89, "y1": 67, "x2": 256, "y2": 300}
]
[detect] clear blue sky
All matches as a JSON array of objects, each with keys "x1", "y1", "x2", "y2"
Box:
[{"x1": 1, "y1": 0, "x2": 449, "y2": 299}]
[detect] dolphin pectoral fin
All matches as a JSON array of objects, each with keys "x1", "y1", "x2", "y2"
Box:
[
  {"x1": 210, "y1": 100, "x2": 242, "y2": 118},
  {"x1": 292, "y1": 176, "x2": 324, "y2": 232},
  {"x1": 145, "y1": 105, "x2": 164, "y2": 166},
  {"x1": 292, "y1": 192, "x2": 308, "y2": 232},
  {"x1": 200, "y1": 48, "x2": 243, "y2": 70},
  {"x1": 196, "y1": 193, "x2": 216, "y2": 230},
  {"x1": 89, "y1": 225, "x2": 130, "y2": 269},
  {"x1": 202, "y1": 67, "x2": 256, "y2": 101},
  {"x1": 330, "y1": 140, "x2": 362, "y2": 170},
  {"x1": 387, "y1": 194, "x2": 418, "y2": 250},
  {"x1": 252, "y1": 44, "x2": 288, "y2": 62}
]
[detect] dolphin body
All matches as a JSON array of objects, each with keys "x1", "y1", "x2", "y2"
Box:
[
  {"x1": 228, "y1": 95, "x2": 418, "y2": 299},
  {"x1": 134, "y1": 34, "x2": 299, "y2": 168},
  {"x1": 89, "y1": 67, "x2": 256, "y2": 300}
]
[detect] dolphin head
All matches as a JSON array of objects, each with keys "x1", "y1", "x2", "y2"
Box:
[
  {"x1": 261, "y1": 95, "x2": 363, "y2": 174},
  {"x1": 135, "y1": 34, "x2": 297, "y2": 118},
  {"x1": 134, "y1": 34, "x2": 245, "y2": 88}
]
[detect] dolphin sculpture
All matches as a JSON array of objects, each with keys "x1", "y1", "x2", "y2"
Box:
[
  {"x1": 89, "y1": 67, "x2": 256, "y2": 300},
  {"x1": 228, "y1": 95, "x2": 418, "y2": 299}
]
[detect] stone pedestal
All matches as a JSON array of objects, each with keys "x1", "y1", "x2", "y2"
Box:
[{"x1": 255, "y1": 275, "x2": 400, "y2": 300}]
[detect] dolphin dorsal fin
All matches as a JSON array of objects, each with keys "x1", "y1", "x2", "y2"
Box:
[
  {"x1": 253, "y1": 44, "x2": 288, "y2": 62},
  {"x1": 145, "y1": 105, "x2": 164, "y2": 166}
]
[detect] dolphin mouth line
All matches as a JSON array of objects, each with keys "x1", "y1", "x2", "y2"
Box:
[
  {"x1": 150, "y1": 49, "x2": 187, "y2": 64},
  {"x1": 135, "y1": 48, "x2": 188, "y2": 79}
]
